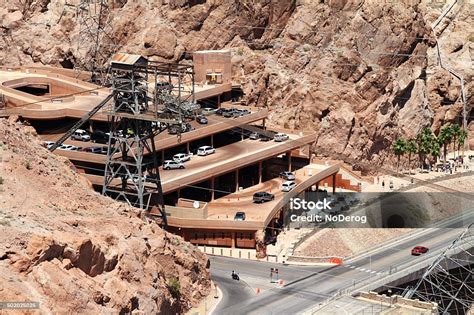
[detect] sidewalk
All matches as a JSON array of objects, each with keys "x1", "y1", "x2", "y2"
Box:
[{"x1": 363, "y1": 151, "x2": 474, "y2": 193}]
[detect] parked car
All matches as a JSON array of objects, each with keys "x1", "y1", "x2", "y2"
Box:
[
  {"x1": 81, "y1": 146, "x2": 103, "y2": 153},
  {"x1": 43, "y1": 141, "x2": 55, "y2": 149},
  {"x1": 274, "y1": 133, "x2": 289, "y2": 142},
  {"x1": 253, "y1": 192, "x2": 275, "y2": 203},
  {"x1": 163, "y1": 160, "x2": 185, "y2": 170},
  {"x1": 201, "y1": 107, "x2": 217, "y2": 116},
  {"x1": 216, "y1": 108, "x2": 227, "y2": 116},
  {"x1": 249, "y1": 132, "x2": 260, "y2": 140},
  {"x1": 168, "y1": 123, "x2": 193, "y2": 135},
  {"x1": 58, "y1": 144, "x2": 80, "y2": 151},
  {"x1": 238, "y1": 109, "x2": 251, "y2": 115},
  {"x1": 197, "y1": 146, "x2": 216, "y2": 156},
  {"x1": 91, "y1": 130, "x2": 109, "y2": 144},
  {"x1": 223, "y1": 109, "x2": 236, "y2": 118},
  {"x1": 411, "y1": 246, "x2": 429, "y2": 256},
  {"x1": 279, "y1": 171, "x2": 295, "y2": 181},
  {"x1": 281, "y1": 181, "x2": 296, "y2": 192},
  {"x1": 259, "y1": 135, "x2": 272, "y2": 142},
  {"x1": 196, "y1": 115, "x2": 208, "y2": 124},
  {"x1": 71, "y1": 129, "x2": 90, "y2": 142},
  {"x1": 173, "y1": 153, "x2": 191, "y2": 163},
  {"x1": 234, "y1": 211, "x2": 246, "y2": 221}
]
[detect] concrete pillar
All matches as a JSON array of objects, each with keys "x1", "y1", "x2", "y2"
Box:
[
  {"x1": 211, "y1": 134, "x2": 214, "y2": 147},
  {"x1": 235, "y1": 169, "x2": 239, "y2": 192},
  {"x1": 210, "y1": 177, "x2": 215, "y2": 201},
  {"x1": 332, "y1": 174, "x2": 336, "y2": 194},
  {"x1": 262, "y1": 118, "x2": 266, "y2": 130},
  {"x1": 287, "y1": 151, "x2": 292, "y2": 171},
  {"x1": 186, "y1": 142, "x2": 190, "y2": 154},
  {"x1": 177, "y1": 189, "x2": 181, "y2": 199},
  {"x1": 161, "y1": 150, "x2": 165, "y2": 162},
  {"x1": 231, "y1": 232, "x2": 236, "y2": 248},
  {"x1": 258, "y1": 161, "x2": 263, "y2": 183},
  {"x1": 218, "y1": 95, "x2": 221, "y2": 107},
  {"x1": 241, "y1": 128, "x2": 244, "y2": 140}
]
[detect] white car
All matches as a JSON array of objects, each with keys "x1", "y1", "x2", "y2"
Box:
[
  {"x1": 274, "y1": 133, "x2": 289, "y2": 142},
  {"x1": 173, "y1": 153, "x2": 191, "y2": 163},
  {"x1": 71, "y1": 129, "x2": 91, "y2": 141},
  {"x1": 163, "y1": 160, "x2": 185, "y2": 170},
  {"x1": 281, "y1": 181, "x2": 296, "y2": 192},
  {"x1": 58, "y1": 144, "x2": 79, "y2": 151},
  {"x1": 43, "y1": 141, "x2": 55, "y2": 149},
  {"x1": 201, "y1": 107, "x2": 217, "y2": 116},
  {"x1": 197, "y1": 146, "x2": 216, "y2": 156}
]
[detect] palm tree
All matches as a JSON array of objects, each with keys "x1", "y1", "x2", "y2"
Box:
[
  {"x1": 417, "y1": 128, "x2": 434, "y2": 171},
  {"x1": 438, "y1": 124, "x2": 454, "y2": 166},
  {"x1": 393, "y1": 138, "x2": 407, "y2": 172},
  {"x1": 451, "y1": 124, "x2": 461, "y2": 158},
  {"x1": 431, "y1": 139, "x2": 441, "y2": 165},
  {"x1": 406, "y1": 139, "x2": 417, "y2": 173},
  {"x1": 457, "y1": 129, "x2": 468, "y2": 157}
]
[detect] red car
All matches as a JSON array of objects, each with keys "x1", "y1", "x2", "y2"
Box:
[{"x1": 411, "y1": 246, "x2": 429, "y2": 256}]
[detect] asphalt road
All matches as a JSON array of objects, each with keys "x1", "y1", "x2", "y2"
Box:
[
  {"x1": 210, "y1": 212, "x2": 473, "y2": 315},
  {"x1": 209, "y1": 256, "x2": 324, "y2": 314}
]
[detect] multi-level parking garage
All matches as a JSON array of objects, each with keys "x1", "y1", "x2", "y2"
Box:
[{"x1": 0, "y1": 51, "x2": 361, "y2": 251}]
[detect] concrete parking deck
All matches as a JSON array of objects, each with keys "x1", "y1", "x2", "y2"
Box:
[
  {"x1": 84, "y1": 133, "x2": 318, "y2": 194},
  {"x1": 164, "y1": 163, "x2": 340, "y2": 230},
  {"x1": 0, "y1": 66, "x2": 232, "y2": 121},
  {"x1": 41, "y1": 108, "x2": 269, "y2": 161}
]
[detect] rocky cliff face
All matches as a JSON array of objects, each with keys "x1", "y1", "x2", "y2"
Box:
[
  {"x1": 0, "y1": 0, "x2": 471, "y2": 171},
  {"x1": 0, "y1": 118, "x2": 210, "y2": 314}
]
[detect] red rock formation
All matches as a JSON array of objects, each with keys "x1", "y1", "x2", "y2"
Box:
[
  {"x1": 0, "y1": 0, "x2": 471, "y2": 171},
  {"x1": 0, "y1": 118, "x2": 210, "y2": 314}
]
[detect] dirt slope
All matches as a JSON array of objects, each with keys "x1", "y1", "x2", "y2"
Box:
[{"x1": 0, "y1": 118, "x2": 210, "y2": 314}]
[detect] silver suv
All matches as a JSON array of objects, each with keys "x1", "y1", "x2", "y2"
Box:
[{"x1": 163, "y1": 160, "x2": 185, "y2": 170}]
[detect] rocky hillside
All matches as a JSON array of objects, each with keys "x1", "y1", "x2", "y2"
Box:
[
  {"x1": 0, "y1": 0, "x2": 472, "y2": 171},
  {"x1": 0, "y1": 117, "x2": 210, "y2": 314}
]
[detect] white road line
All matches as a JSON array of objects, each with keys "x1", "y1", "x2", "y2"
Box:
[
  {"x1": 350, "y1": 266, "x2": 356, "y2": 269},
  {"x1": 359, "y1": 268, "x2": 366, "y2": 272}
]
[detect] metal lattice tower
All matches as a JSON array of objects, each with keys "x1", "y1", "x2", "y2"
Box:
[
  {"x1": 404, "y1": 223, "x2": 474, "y2": 314},
  {"x1": 102, "y1": 55, "x2": 198, "y2": 227},
  {"x1": 72, "y1": 0, "x2": 115, "y2": 84}
]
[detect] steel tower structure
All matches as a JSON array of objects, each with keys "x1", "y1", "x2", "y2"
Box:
[
  {"x1": 404, "y1": 223, "x2": 474, "y2": 314},
  {"x1": 72, "y1": 0, "x2": 115, "y2": 84},
  {"x1": 102, "y1": 54, "x2": 198, "y2": 227}
]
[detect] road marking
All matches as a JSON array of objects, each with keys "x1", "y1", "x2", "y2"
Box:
[
  {"x1": 350, "y1": 266, "x2": 356, "y2": 269},
  {"x1": 359, "y1": 268, "x2": 366, "y2": 272},
  {"x1": 371, "y1": 270, "x2": 377, "y2": 274}
]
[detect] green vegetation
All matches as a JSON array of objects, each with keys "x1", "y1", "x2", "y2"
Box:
[
  {"x1": 393, "y1": 123, "x2": 466, "y2": 171},
  {"x1": 468, "y1": 35, "x2": 474, "y2": 42},
  {"x1": 167, "y1": 277, "x2": 181, "y2": 299},
  {"x1": 393, "y1": 138, "x2": 407, "y2": 172},
  {"x1": 236, "y1": 47, "x2": 244, "y2": 56}
]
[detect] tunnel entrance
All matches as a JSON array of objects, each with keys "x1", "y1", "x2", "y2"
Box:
[{"x1": 387, "y1": 214, "x2": 405, "y2": 228}]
